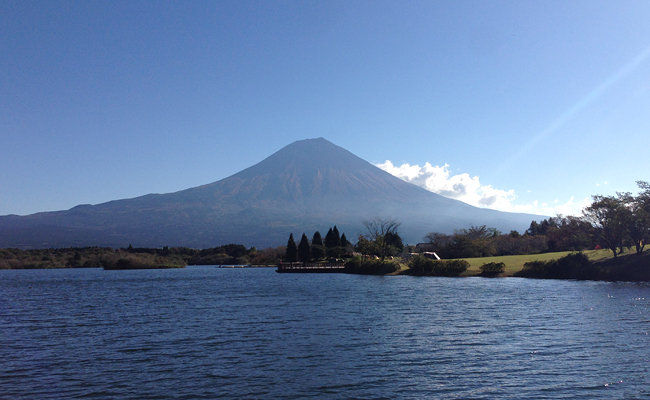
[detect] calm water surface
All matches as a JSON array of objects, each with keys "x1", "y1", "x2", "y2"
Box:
[{"x1": 2, "y1": 267, "x2": 650, "y2": 399}]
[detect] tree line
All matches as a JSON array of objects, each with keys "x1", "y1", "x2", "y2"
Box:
[
  {"x1": 284, "y1": 218, "x2": 408, "y2": 263},
  {"x1": 422, "y1": 181, "x2": 650, "y2": 259},
  {"x1": 421, "y1": 217, "x2": 592, "y2": 259},
  {"x1": 285, "y1": 226, "x2": 352, "y2": 262},
  {"x1": 7, "y1": 182, "x2": 646, "y2": 270},
  {"x1": 0, "y1": 244, "x2": 282, "y2": 269}
]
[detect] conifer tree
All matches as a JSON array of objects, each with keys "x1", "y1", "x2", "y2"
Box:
[
  {"x1": 325, "y1": 226, "x2": 343, "y2": 258},
  {"x1": 311, "y1": 231, "x2": 326, "y2": 260},
  {"x1": 332, "y1": 226, "x2": 342, "y2": 247},
  {"x1": 312, "y1": 231, "x2": 323, "y2": 246},
  {"x1": 285, "y1": 233, "x2": 298, "y2": 262},
  {"x1": 324, "y1": 228, "x2": 334, "y2": 248},
  {"x1": 340, "y1": 233, "x2": 349, "y2": 248},
  {"x1": 298, "y1": 233, "x2": 311, "y2": 262},
  {"x1": 325, "y1": 228, "x2": 341, "y2": 249}
]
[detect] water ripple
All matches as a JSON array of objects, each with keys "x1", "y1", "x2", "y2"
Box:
[{"x1": 2, "y1": 267, "x2": 650, "y2": 398}]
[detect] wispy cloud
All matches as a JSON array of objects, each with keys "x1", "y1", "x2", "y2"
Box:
[
  {"x1": 376, "y1": 160, "x2": 590, "y2": 216},
  {"x1": 493, "y1": 44, "x2": 650, "y2": 176}
]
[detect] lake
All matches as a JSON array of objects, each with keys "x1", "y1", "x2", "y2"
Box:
[{"x1": 2, "y1": 266, "x2": 650, "y2": 399}]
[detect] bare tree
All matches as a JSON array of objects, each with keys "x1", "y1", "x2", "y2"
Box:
[
  {"x1": 362, "y1": 217, "x2": 402, "y2": 260},
  {"x1": 423, "y1": 232, "x2": 453, "y2": 253}
]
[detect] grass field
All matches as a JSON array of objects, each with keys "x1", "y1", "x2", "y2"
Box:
[{"x1": 459, "y1": 247, "x2": 644, "y2": 277}]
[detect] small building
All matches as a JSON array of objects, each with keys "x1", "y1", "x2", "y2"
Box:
[{"x1": 415, "y1": 243, "x2": 435, "y2": 253}]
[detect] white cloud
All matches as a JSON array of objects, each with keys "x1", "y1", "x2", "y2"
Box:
[
  {"x1": 510, "y1": 196, "x2": 592, "y2": 216},
  {"x1": 376, "y1": 160, "x2": 589, "y2": 216}
]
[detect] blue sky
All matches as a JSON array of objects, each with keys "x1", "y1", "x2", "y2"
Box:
[{"x1": 2, "y1": 0, "x2": 649, "y2": 217}]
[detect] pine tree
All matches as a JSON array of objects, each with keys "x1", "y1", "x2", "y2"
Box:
[
  {"x1": 324, "y1": 228, "x2": 335, "y2": 248},
  {"x1": 325, "y1": 226, "x2": 343, "y2": 258},
  {"x1": 312, "y1": 231, "x2": 323, "y2": 245},
  {"x1": 285, "y1": 233, "x2": 298, "y2": 262},
  {"x1": 340, "y1": 233, "x2": 349, "y2": 248},
  {"x1": 298, "y1": 233, "x2": 311, "y2": 262},
  {"x1": 332, "y1": 226, "x2": 342, "y2": 247},
  {"x1": 311, "y1": 231, "x2": 326, "y2": 260}
]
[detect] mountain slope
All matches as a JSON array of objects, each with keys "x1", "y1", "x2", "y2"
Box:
[{"x1": 0, "y1": 138, "x2": 542, "y2": 249}]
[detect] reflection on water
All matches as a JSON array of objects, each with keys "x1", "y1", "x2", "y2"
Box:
[{"x1": 2, "y1": 267, "x2": 650, "y2": 399}]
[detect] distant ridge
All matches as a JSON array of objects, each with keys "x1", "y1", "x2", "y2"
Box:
[{"x1": 0, "y1": 138, "x2": 543, "y2": 249}]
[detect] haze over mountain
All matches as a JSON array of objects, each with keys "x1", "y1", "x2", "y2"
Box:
[{"x1": 0, "y1": 138, "x2": 543, "y2": 249}]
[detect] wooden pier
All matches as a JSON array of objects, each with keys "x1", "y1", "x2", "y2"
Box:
[{"x1": 276, "y1": 262, "x2": 347, "y2": 273}]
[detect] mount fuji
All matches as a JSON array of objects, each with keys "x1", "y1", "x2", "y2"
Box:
[{"x1": 0, "y1": 138, "x2": 542, "y2": 249}]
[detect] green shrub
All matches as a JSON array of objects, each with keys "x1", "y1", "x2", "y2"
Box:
[
  {"x1": 407, "y1": 255, "x2": 435, "y2": 275},
  {"x1": 479, "y1": 262, "x2": 505, "y2": 276},
  {"x1": 437, "y1": 259, "x2": 470, "y2": 277},
  {"x1": 346, "y1": 256, "x2": 398, "y2": 275},
  {"x1": 515, "y1": 252, "x2": 595, "y2": 279},
  {"x1": 407, "y1": 255, "x2": 468, "y2": 277}
]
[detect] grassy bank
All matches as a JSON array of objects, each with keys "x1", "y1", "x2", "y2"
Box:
[{"x1": 457, "y1": 247, "x2": 648, "y2": 277}]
